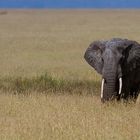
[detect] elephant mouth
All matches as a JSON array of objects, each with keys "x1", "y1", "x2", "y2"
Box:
[{"x1": 101, "y1": 77, "x2": 122, "y2": 101}]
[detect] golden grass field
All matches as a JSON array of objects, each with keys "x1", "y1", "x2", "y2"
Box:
[{"x1": 0, "y1": 9, "x2": 140, "y2": 139}]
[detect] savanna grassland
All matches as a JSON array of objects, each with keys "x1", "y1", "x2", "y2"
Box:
[{"x1": 0, "y1": 9, "x2": 140, "y2": 140}]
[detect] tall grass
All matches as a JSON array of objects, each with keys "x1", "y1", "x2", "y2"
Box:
[
  {"x1": 0, "y1": 72, "x2": 100, "y2": 95},
  {"x1": 0, "y1": 93, "x2": 139, "y2": 140}
]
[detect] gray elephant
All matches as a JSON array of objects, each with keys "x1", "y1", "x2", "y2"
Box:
[{"x1": 84, "y1": 38, "x2": 140, "y2": 102}]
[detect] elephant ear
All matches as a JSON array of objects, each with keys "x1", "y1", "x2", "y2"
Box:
[
  {"x1": 84, "y1": 41, "x2": 105, "y2": 74},
  {"x1": 121, "y1": 40, "x2": 140, "y2": 72}
]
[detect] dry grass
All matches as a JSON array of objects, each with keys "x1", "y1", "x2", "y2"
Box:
[
  {"x1": 0, "y1": 93, "x2": 140, "y2": 140},
  {"x1": 1, "y1": 9, "x2": 140, "y2": 79},
  {"x1": 0, "y1": 9, "x2": 140, "y2": 139}
]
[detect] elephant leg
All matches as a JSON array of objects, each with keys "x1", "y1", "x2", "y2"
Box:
[
  {"x1": 117, "y1": 94, "x2": 121, "y2": 101},
  {"x1": 121, "y1": 85, "x2": 130, "y2": 101},
  {"x1": 122, "y1": 93, "x2": 129, "y2": 101},
  {"x1": 129, "y1": 88, "x2": 139, "y2": 102},
  {"x1": 132, "y1": 91, "x2": 139, "y2": 101}
]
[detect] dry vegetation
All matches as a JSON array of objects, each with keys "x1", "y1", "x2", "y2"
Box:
[
  {"x1": 0, "y1": 93, "x2": 140, "y2": 140},
  {"x1": 0, "y1": 9, "x2": 140, "y2": 139}
]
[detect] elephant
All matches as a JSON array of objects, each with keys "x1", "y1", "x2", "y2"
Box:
[{"x1": 84, "y1": 38, "x2": 140, "y2": 102}]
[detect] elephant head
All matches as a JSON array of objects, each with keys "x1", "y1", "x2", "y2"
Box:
[{"x1": 84, "y1": 38, "x2": 140, "y2": 102}]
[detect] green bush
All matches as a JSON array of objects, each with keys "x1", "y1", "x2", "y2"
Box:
[{"x1": 0, "y1": 72, "x2": 100, "y2": 95}]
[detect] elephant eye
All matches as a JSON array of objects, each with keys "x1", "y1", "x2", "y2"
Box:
[
  {"x1": 119, "y1": 57, "x2": 124, "y2": 64},
  {"x1": 101, "y1": 58, "x2": 104, "y2": 63}
]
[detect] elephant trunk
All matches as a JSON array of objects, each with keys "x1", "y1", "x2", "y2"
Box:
[{"x1": 101, "y1": 72, "x2": 117, "y2": 102}]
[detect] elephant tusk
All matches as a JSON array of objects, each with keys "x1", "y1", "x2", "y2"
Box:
[
  {"x1": 119, "y1": 78, "x2": 122, "y2": 95},
  {"x1": 101, "y1": 79, "x2": 105, "y2": 99}
]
